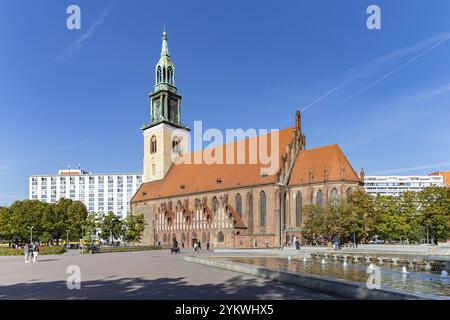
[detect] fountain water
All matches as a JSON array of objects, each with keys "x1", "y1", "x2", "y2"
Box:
[
  {"x1": 288, "y1": 255, "x2": 291, "y2": 261},
  {"x1": 402, "y1": 266, "x2": 409, "y2": 274},
  {"x1": 343, "y1": 261, "x2": 348, "y2": 267},
  {"x1": 366, "y1": 263, "x2": 375, "y2": 273},
  {"x1": 440, "y1": 270, "x2": 448, "y2": 278},
  {"x1": 321, "y1": 259, "x2": 326, "y2": 265},
  {"x1": 303, "y1": 256, "x2": 307, "y2": 262}
]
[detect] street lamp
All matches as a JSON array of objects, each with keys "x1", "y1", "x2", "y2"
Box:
[
  {"x1": 81, "y1": 226, "x2": 85, "y2": 254},
  {"x1": 66, "y1": 230, "x2": 69, "y2": 252}
]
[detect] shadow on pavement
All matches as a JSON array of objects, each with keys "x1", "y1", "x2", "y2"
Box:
[{"x1": 0, "y1": 275, "x2": 338, "y2": 300}]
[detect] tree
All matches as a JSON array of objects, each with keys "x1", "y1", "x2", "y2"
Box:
[
  {"x1": 0, "y1": 206, "x2": 12, "y2": 241},
  {"x1": 100, "y1": 212, "x2": 123, "y2": 244},
  {"x1": 346, "y1": 190, "x2": 376, "y2": 243},
  {"x1": 41, "y1": 198, "x2": 70, "y2": 243},
  {"x1": 124, "y1": 213, "x2": 147, "y2": 245},
  {"x1": 417, "y1": 186, "x2": 450, "y2": 243},
  {"x1": 67, "y1": 200, "x2": 88, "y2": 241},
  {"x1": 6, "y1": 200, "x2": 51, "y2": 243},
  {"x1": 83, "y1": 213, "x2": 99, "y2": 244}
]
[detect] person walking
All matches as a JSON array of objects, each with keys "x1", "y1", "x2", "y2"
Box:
[
  {"x1": 206, "y1": 241, "x2": 210, "y2": 251},
  {"x1": 24, "y1": 243, "x2": 30, "y2": 263},
  {"x1": 193, "y1": 242, "x2": 198, "y2": 253},
  {"x1": 32, "y1": 242, "x2": 40, "y2": 263}
]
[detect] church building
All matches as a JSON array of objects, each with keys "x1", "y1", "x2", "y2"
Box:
[{"x1": 131, "y1": 31, "x2": 362, "y2": 248}]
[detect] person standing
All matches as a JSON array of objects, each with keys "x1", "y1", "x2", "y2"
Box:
[
  {"x1": 206, "y1": 241, "x2": 210, "y2": 251},
  {"x1": 24, "y1": 243, "x2": 30, "y2": 263},
  {"x1": 193, "y1": 242, "x2": 198, "y2": 253},
  {"x1": 32, "y1": 242, "x2": 40, "y2": 263}
]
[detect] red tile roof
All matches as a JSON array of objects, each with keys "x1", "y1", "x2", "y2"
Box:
[
  {"x1": 132, "y1": 128, "x2": 294, "y2": 202},
  {"x1": 289, "y1": 144, "x2": 360, "y2": 186}
]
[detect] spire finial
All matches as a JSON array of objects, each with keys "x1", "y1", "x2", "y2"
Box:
[{"x1": 161, "y1": 27, "x2": 169, "y2": 57}]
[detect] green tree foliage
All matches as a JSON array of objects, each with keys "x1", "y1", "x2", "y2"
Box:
[
  {"x1": 302, "y1": 187, "x2": 449, "y2": 245},
  {"x1": 418, "y1": 186, "x2": 450, "y2": 243},
  {"x1": 124, "y1": 213, "x2": 147, "y2": 245},
  {"x1": 82, "y1": 213, "x2": 99, "y2": 243},
  {"x1": 0, "y1": 199, "x2": 89, "y2": 244},
  {"x1": 100, "y1": 212, "x2": 124, "y2": 244}
]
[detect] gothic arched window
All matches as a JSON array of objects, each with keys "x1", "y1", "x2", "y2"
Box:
[
  {"x1": 150, "y1": 136, "x2": 157, "y2": 154},
  {"x1": 296, "y1": 191, "x2": 302, "y2": 227},
  {"x1": 217, "y1": 231, "x2": 224, "y2": 242},
  {"x1": 172, "y1": 137, "x2": 180, "y2": 154},
  {"x1": 330, "y1": 188, "x2": 339, "y2": 207},
  {"x1": 168, "y1": 67, "x2": 173, "y2": 84},
  {"x1": 316, "y1": 189, "x2": 324, "y2": 207},
  {"x1": 212, "y1": 197, "x2": 219, "y2": 213},
  {"x1": 163, "y1": 66, "x2": 166, "y2": 83},
  {"x1": 157, "y1": 66, "x2": 162, "y2": 84},
  {"x1": 259, "y1": 191, "x2": 266, "y2": 226},
  {"x1": 235, "y1": 193, "x2": 242, "y2": 217}
]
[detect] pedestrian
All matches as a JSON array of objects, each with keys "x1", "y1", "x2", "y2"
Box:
[
  {"x1": 198, "y1": 241, "x2": 201, "y2": 253},
  {"x1": 206, "y1": 241, "x2": 210, "y2": 251},
  {"x1": 32, "y1": 242, "x2": 40, "y2": 263},
  {"x1": 295, "y1": 239, "x2": 301, "y2": 250},
  {"x1": 24, "y1": 243, "x2": 30, "y2": 263},
  {"x1": 193, "y1": 242, "x2": 198, "y2": 253},
  {"x1": 181, "y1": 240, "x2": 184, "y2": 248}
]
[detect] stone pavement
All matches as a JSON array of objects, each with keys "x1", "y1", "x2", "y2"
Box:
[{"x1": 0, "y1": 249, "x2": 342, "y2": 300}]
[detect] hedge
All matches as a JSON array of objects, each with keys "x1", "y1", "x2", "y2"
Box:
[
  {"x1": 82, "y1": 245, "x2": 162, "y2": 254},
  {"x1": 0, "y1": 246, "x2": 66, "y2": 256}
]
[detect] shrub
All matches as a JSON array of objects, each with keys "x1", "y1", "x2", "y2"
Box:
[
  {"x1": 0, "y1": 246, "x2": 66, "y2": 256},
  {"x1": 81, "y1": 245, "x2": 162, "y2": 254}
]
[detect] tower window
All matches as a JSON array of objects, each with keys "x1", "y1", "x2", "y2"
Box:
[
  {"x1": 157, "y1": 66, "x2": 162, "y2": 84},
  {"x1": 150, "y1": 136, "x2": 157, "y2": 154},
  {"x1": 172, "y1": 137, "x2": 180, "y2": 154}
]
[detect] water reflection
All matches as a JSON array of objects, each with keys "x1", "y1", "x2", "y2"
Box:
[{"x1": 219, "y1": 257, "x2": 450, "y2": 297}]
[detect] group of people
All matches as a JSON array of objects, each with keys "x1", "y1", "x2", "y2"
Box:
[
  {"x1": 23, "y1": 242, "x2": 40, "y2": 263},
  {"x1": 193, "y1": 241, "x2": 210, "y2": 253}
]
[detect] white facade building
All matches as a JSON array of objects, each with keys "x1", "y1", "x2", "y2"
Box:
[
  {"x1": 29, "y1": 168, "x2": 143, "y2": 219},
  {"x1": 364, "y1": 175, "x2": 444, "y2": 196}
]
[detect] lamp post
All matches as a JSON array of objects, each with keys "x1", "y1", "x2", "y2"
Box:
[
  {"x1": 81, "y1": 226, "x2": 85, "y2": 254},
  {"x1": 66, "y1": 230, "x2": 69, "y2": 252}
]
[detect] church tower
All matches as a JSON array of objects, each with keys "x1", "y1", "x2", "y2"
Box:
[{"x1": 142, "y1": 30, "x2": 190, "y2": 183}]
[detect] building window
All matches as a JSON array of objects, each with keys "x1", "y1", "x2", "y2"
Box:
[
  {"x1": 212, "y1": 196, "x2": 219, "y2": 213},
  {"x1": 316, "y1": 189, "x2": 323, "y2": 207},
  {"x1": 172, "y1": 137, "x2": 180, "y2": 154},
  {"x1": 150, "y1": 136, "x2": 157, "y2": 154},
  {"x1": 235, "y1": 193, "x2": 242, "y2": 217},
  {"x1": 259, "y1": 191, "x2": 266, "y2": 227},
  {"x1": 330, "y1": 188, "x2": 339, "y2": 207},
  {"x1": 217, "y1": 231, "x2": 224, "y2": 243},
  {"x1": 296, "y1": 191, "x2": 302, "y2": 227}
]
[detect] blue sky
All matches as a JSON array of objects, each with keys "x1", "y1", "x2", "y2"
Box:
[{"x1": 1, "y1": 0, "x2": 450, "y2": 205}]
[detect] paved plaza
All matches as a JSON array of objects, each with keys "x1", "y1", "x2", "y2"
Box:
[{"x1": 0, "y1": 249, "x2": 341, "y2": 300}]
